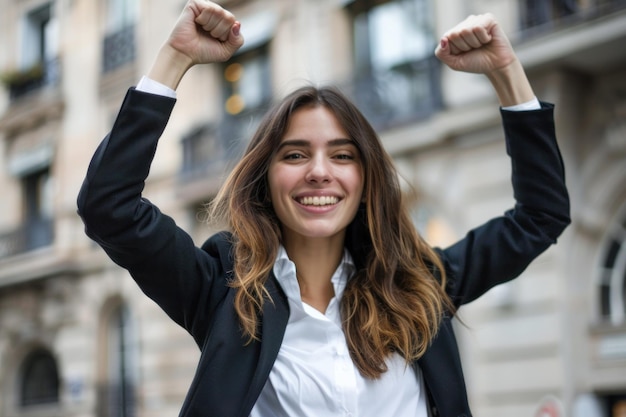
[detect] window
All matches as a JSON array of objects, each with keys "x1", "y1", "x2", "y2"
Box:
[
  {"x1": 21, "y1": 3, "x2": 57, "y2": 68},
  {"x1": 22, "y1": 167, "x2": 54, "y2": 251},
  {"x1": 221, "y1": 45, "x2": 272, "y2": 149},
  {"x1": 181, "y1": 45, "x2": 272, "y2": 181},
  {"x1": 10, "y1": 2, "x2": 59, "y2": 98},
  {"x1": 102, "y1": 0, "x2": 138, "y2": 72},
  {"x1": 99, "y1": 303, "x2": 138, "y2": 417},
  {"x1": 19, "y1": 349, "x2": 60, "y2": 406},
  {"x1": 345, "y1": 0, "x2": 441, "y2": 129},
  {"x1": 598, "y1": 203, "x2": 626, "y2": 325},
  {"x1": 0, "y1": 159, "x2": 54, "y2": 258}
]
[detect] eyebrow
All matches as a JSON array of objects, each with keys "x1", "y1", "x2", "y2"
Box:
[{"x1": 277, "y1": 138, "x2": 356, "y2": 150}]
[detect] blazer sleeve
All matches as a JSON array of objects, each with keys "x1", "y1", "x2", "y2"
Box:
[
  {"x1": 77, "y1": 88, "x2": 229, "y2": 347},
  {"x1": 439, "y1": 103, "x2": 571, "y2": 307}
]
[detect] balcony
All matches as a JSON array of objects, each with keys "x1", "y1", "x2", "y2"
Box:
[
  {"x1": 342, "y1": 55, "x2": 443, "y2": 131},
  {"x1": 520, "y1": 0, "x2": 626, "y2": 35},
  {"x1": 514, "y1": 0, "x2": 626, "y2": 74},
  {"x1": 1, "y1": 57, "x2": 61, "y2": 101},
  {"x1": 0, "y1": 218, "x2": 54, "y2": 260},
  {"x1": 178, "y1": 106, "x2": 268, "y2": 201}
]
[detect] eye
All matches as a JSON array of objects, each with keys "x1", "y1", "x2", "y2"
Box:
[
  {"x1": 334, "y1": 153, "x2": 354, "y2": 160},
  {"x1": 284, "y1": 152, "x2": 305, "y2": 160}
]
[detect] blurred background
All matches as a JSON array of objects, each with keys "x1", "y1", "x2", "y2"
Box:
[{"x1": 0, "y1": 0, "x2": 625, "y2": 416}]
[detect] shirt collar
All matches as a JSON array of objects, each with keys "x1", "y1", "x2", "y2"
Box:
[{"x1": 273, "y1": 245, "x2": 356, "y2": 305}]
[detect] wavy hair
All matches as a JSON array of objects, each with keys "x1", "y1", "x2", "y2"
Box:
[{"x1": 209, "y1": 85, "x2": 454, "y2": 379}]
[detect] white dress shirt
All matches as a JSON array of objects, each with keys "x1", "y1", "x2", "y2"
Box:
[{"x1": 250, "y1": 246, "x2": 429, "y2": 417}]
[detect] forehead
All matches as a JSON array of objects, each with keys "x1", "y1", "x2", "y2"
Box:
[{"x1": 281, "y1": 105, "x2": 349, "y2": 141}]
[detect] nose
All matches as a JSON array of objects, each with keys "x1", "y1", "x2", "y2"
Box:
[{"x1": 305, "y1": 155, "x2": 331, "y2": 184}]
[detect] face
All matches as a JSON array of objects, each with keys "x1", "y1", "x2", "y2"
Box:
[{"x1": 267, "y1": 106, "x2": 364, "y2": 246}]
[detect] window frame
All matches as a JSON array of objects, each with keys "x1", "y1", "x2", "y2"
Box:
[{"x1": 343, "y1": 0, "x2": 442, "y2": 129}]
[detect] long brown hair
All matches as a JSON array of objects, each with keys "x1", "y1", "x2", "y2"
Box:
[{"x1": 209, "y1": 85, "x2": 453, "y2": 379}]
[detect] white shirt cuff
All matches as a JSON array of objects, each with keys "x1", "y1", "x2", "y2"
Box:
[
  {"x1": 136, "y1": 76, "x2": 177, "y2": 99},
  {"x1": 502, "y1": 96, "x2": 541, "y2": 111}
]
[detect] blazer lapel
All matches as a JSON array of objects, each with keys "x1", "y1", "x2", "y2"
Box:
[{"x1": 239, "y1": 273, "x2": 289, "y2": 415}]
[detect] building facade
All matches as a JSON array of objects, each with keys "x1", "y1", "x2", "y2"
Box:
[{"x1": 0, "y1": 0, "x2": 624, "y2": 416}]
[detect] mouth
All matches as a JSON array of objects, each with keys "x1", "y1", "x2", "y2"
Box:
[{"x1": 296, "y1": 195, "x2": 340, "y2": 206}]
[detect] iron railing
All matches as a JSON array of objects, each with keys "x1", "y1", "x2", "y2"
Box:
[
  {"x1": 102, "y1": 25, "x2": 136, "y2": 73},
  {"x1": 0, "y1": 218, "x2": 53, "y2": 259},
  {"x1": 520, "y1": 0, "x2": 626, "y2": 32},
  {"x1": 341, "y1": 55, "x2": 443, "y2": 131},
  {"x1": 180, "y1": 106, "x2": 268, "y2": 181}
]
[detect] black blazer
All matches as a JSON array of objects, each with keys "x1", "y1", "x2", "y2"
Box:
[{"x1": 77, "y1": 89, "x2": 570, "y2": 417}]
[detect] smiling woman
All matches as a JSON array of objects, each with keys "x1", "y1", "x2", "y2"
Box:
[{"x1": 77, "y1": 1, "x2": 570, "y2": 416}]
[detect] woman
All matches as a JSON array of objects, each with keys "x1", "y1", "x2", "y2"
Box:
[{"x1": 77, "y1": 1, "x2": 570, "y2": 416}]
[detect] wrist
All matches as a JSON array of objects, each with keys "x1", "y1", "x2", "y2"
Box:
[
  {"x1": 147, "y1": 44, "x2": 194, "y2": 90},
  {"x1": 486, "y1": 59, "x2": 535, "y2": 107}
]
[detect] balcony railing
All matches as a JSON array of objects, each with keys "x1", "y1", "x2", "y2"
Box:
[
  {"x1": 342, "y1": 55, "x2": 443, "y2": 131},
  {"x1": 2, "y1": 58, "x2": 61, "y2": 101},
  {"x1": 520, "y1": 0, "x2": 626, "y2": 33},
  {"x1": 0, "y1": 218, "x2": 54, "y2": 260},
  {"x1": 102, "y1": 25, "x2": 136, "y2": 73},
  {"x1": 180, "y1": 106, "x2": 268, "y2": 182}
]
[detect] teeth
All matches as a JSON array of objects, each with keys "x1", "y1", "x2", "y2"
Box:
[{"x1": 299, "y1": 196, "x2": 339, "y2": 206}]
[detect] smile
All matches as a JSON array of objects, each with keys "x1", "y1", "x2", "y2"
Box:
[{"x1": 297, "y1": 196, "x2": 339, "y2": 206}]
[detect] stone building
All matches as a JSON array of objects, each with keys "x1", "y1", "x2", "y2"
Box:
[{"x1": 0, "y1": 0, "x2": 624, "y2": 416}]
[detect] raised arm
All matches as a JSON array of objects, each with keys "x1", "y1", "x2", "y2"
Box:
[
  {"x1": 76, "y1": 0, "x2": 244, "y2": 345},
  {"x1": 433, "y1": 14, "x2": 571, "y2": 305}
]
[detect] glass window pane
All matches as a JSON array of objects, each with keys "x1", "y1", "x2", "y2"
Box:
[
  {"x1": 106, "y1": 0, "x2": 137, "y2": 32},
  {"x1": 368, "y1": 0, "x2": 432, "y2": 70},
  {"x1": 239, "y1": 58, "x2": 266, "y2": 109}
]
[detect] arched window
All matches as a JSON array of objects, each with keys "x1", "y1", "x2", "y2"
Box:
[
  {"x1": 99, "y1": 302, "x2": 138, "y2": 417},
  {"x1": 599, "y1": 203, "x2": 626, "y2": 325},
  {"x1": 19, "y1": 348, "x2": 60, "y2": 406}
]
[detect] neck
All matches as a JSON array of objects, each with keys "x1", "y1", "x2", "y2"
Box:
[{"x1": 282, "y1": 234, "x2": 345, "y2": 313}]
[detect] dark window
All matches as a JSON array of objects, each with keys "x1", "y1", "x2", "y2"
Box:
[{"x1": 20, "y1": 349, "x2": 60, "y2": 406}]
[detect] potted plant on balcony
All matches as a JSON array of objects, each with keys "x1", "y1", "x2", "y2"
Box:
[{"x1": 0, "y1": 63, "x2": 44, "y2": 97}]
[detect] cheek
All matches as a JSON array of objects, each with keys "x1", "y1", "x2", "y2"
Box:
[{"x1": 267, "y1": 167, "x2": 287, "y2": 204}]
